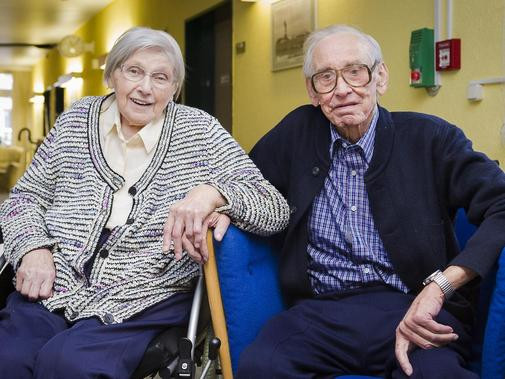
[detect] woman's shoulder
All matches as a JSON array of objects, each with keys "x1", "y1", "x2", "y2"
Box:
[
  {"x1": 67, "y1": 96, "x2": 104, "y2": 111},
  {"x1": 52, "y1": 96, "x2": 107, "y2": 138},
  {"x1": 57, "y1": 96, "x2": 105, "y2": 120},
  {"x1": 172, "y1": 103, "x2": 215, "y2": 123}
]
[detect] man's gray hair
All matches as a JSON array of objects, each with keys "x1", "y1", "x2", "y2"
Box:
[
  {"x1": 303, "y1": 25, "x2": 383, "y2": 78},
  {"x1": 104, "y1": 26, "x2": 185, "y2": 98}
]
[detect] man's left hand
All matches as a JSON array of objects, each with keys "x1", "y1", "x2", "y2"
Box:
[{"x1": 395, "y1": 283, "x2": 458, "y2": 376}]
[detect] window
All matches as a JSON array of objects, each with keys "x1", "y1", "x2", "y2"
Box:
[
  {"x1": 0, "y1": 73, "x2": 13, "y2": 90},
  {"x1": 0, "y1": 73, "x2": 13, "y2": 145},
  {"x1": 0, "y1": 97, "x2": 12, "y2": 145}
]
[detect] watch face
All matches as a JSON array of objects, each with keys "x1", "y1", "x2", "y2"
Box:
[{"x1": 423, "y1": 270, "x2": 439, "y2": 286}]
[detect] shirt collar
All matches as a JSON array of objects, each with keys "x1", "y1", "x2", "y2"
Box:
[
  {"x1": 137, "y1": 114, "x2": 165, "y2": 154},
  {"x1": 100, "y1": 95, "x2": 164, "y2": 154},
  {"x1": 329, "y1": 105, "x2": 379, "y2": 164}
]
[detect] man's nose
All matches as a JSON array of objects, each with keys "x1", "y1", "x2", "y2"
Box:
[{"x1": 332, "y1": 75, "x2": 352, "y2": 96}]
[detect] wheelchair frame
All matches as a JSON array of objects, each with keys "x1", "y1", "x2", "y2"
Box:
[{"x1": 0, "y1": 231, "x2": 227, "y2": 379}]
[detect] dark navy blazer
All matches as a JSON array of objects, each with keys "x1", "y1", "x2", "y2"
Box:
[{"x1": 250, "y1": 104, "x2": 505, "y2": 324}]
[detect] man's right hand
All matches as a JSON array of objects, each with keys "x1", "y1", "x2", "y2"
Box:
[{"x1": 16, "y1": 248, "x2": 55, "y2": 301}]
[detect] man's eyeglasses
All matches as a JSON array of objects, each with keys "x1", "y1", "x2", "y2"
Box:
[
  {"x1": 310, "y1": 62, "x2": 378, "y2": 94},
  {"x1": 120, "y1": 64, "x2": 172, "y2": 88}
]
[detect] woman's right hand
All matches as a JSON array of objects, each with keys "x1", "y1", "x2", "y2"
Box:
[{"x1": 16, "y1": 248, "x2": 55, "y2": 301}]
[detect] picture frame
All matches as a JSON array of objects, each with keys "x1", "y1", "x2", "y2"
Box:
[{"x1": 271, "y1": 0, "x2": 315, "y2": 72}]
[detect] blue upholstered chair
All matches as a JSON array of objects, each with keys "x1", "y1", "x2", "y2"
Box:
[{"x1": 211, "y1": 210, "x2": 505, "y2": 378}]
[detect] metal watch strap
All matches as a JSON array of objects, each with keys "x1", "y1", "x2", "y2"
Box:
[{"x1": 422, "y1": 270, "x2": 455, "y2": 299}]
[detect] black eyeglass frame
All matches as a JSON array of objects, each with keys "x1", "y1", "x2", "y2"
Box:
[{"x1": 310, "y1": 61, "x2": 379, "y2": 94}]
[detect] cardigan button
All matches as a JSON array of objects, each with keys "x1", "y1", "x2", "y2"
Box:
[
  {"x1": 311, "y1": 166, "x2": 320, "y2": 176},
  {"x1": 99, "y1": 249, "x2": 109, "y2": 258},
  {"x1": 126, "y1": 218, "x2": 134, "y2": 225},
  {"x1": 103, "y1": 313, "x2": 115, "y2": 324},
  {"x1": 128, "y1": 186, "x2": 137, "y2": 196}
]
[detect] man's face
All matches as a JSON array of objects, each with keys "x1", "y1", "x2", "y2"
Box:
[{"x1": 306, "y1": 33, "x2": 389, "y2": 135}]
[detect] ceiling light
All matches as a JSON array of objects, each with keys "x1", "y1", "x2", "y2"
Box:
[
  {"x1": 29, "y1": 93, "x2": 45, "y2": 104},
  {"x1": 54, "y1": 72, "x2": 83, "y2": 88}
]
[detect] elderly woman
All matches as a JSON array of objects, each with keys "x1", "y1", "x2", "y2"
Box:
[{"x1": 0, "y1": 27, "x2": 289, "y2": 378}]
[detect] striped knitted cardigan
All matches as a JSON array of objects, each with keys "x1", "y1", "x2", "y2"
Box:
[{"x1": 0, "y1": 95, "x2": 289, "y2": 324}]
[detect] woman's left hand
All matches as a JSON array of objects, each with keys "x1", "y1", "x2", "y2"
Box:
[
  {"x1": 163, "y1": 184, "x2": 226, "y2": 261},
  {"x1": 184, "y1": 212, "x2": 230, "y2": 263}
]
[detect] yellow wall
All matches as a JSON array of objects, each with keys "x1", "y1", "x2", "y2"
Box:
[
  {"x1": 29, "y1": 0, "x2": 505, "y2": 163},
  {"x1": 33, "y1": 0, "x2": 224, "y2": 99},
  {"x1": 233, "y1": 0, "x2": 505, "y2": 165},
  {"x1": 10, "y1": 71, "x2": 33, "y2": 147}
]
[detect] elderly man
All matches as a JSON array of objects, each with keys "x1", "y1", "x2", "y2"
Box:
[{"x1": 237, "y1": 24, "x2": 505, "y2": 378}]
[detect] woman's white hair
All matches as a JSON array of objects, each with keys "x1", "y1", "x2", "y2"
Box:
[
  {"x1": 104, "y1": 26, "x2": 185, "y2": 98},
  {"x1": 303, "y1": 24, "x2": 383, "y2": 78}
]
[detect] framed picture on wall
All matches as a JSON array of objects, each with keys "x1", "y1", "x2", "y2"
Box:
[{"x1": 271, "y1": 0, "x2": 315, "y2": 71}]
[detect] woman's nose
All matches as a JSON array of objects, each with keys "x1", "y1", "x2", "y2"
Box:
[{"x1": 138, "y1": 75, "x2": 154, "y2": 91}]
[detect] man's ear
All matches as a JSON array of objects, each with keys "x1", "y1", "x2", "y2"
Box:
[
  {"x1": 305, "y1": 78, "x2": 320, "y2": 107},
  {"x1": 375, "y1": 62, "x2": 389, "y2": 96}
]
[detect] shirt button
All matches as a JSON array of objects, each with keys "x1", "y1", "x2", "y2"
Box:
[
  {"x1": 363, "y1": 267, "x2": 371, "y2": 274},
  {"x1": 342, "y1": 142, "x2": 348, "y2": 148},
  {"x1": 344, "y1": 231, "x2": 353, "y2": 244},
  {"x1": 350, "y1": 205, "x2": 357, "y2": 212},
  {"x1": 103, "y1": 313, "x2": 115, "y2": 324},
  {"x1": 311, "y1": 166, "x2": 320, "y2": 176},
  {"x1": 128, "y1": 186, "x2": 137, "y2": 196},
  {"x1": 289, "y1": 206, "x2": 297, "y2": 215},
  {"x1": 351, "y1": 170, "x2": 357, "y2": 176},
  {"x1": 99, "y1": 249, "x2": 109, "y2": 258}
]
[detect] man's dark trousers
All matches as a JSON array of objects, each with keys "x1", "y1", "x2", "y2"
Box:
[{"x1": 237, "y1": 287, "x2": 477, "y2": 379}]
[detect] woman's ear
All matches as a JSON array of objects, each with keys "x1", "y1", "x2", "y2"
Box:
[
  {"x1": 171, "y1": 83, "x2": 179, "y2": 101},
  {"x1": 105, "y1": 74, "x2": 115, "y2": 90}
]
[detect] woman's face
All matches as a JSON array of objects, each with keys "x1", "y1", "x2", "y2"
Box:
[{"x1": 108, "y1": 47, "x2": 177, "y2": 130}]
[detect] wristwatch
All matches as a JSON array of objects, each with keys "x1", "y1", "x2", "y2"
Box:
[{"x1": 422, "y1": 270, "x2": 455, "y2": 300}]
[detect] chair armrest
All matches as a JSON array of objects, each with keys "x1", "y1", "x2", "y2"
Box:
[
  {"x1": 204, "y1": 231, "x2": 233, "y2": 379},
  {"x1": 481, "y1": 247, "x2": 505, "y2": 377},
  {"x1": 212, "y1": 225, "x2": 285, "y2": 374}
]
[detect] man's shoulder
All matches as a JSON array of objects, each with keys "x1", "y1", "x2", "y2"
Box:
[
  {"x1": 268, "y1": 105, "x2": 328, "y2": 139},
  {"x1": 280, "y1": 104, "x2": 325, "y2": 125},
  {"x1": 389, "y1": 109, "x2": 450, "y2": 127},
  {"x1": 251, "y1": 104, "x2": 328, "y2": 158},
  {"x1": 384, "y1": 108, "x2": 456, "y2": 140},
  {"x1": 258, "y1": 105, "x2": 327, "y2": 144}
]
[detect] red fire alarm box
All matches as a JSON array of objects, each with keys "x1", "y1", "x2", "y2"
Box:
[{"x1": 436, "y1": 38, "x2": 461, "y2": 71}]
